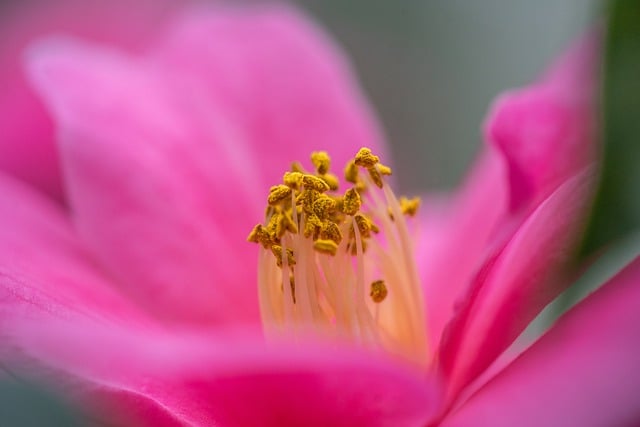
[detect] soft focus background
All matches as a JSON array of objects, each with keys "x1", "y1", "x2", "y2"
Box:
[
  {"x1": 296, "y1": 0, "x2": 598, "y2": 192},
  {"x1": 0, "y1": 0, "x2": 598, "y2": 191}
]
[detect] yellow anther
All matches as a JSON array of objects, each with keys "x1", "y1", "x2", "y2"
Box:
[
  {"x1": 354, "y1": 147, "x2": 379, "y2": 168},
  {"x1": 377, "y1": 163, "x2": 392, "y2": 176},
  {"x1": 311, "y1": 151, "x2": 331, "y2": 175},
  {"x1": 271, "y1": 245, "x2": 296, "y2": 267},
  {"x1": 314, "y1": 239, "x2": 339, "y2": 256},
  {"x1": 266, "y1": 213, "x2": 284, "y2": 240},
  {"x1": 268, "y1": 185, "x2": 292, "y2": 206},
  {"x1": 400, "y1": 196, "x2": 421, "y2": 217},
  {"x1": 319, "y1": 173, "x2": 339, "y2": 191},
  {"x1": 247, "y1": 224, "x2": 272, "y2": 248},
  {"x1": 354, "y1": 213, "x2": 378, "y2": 237},
  {"x1": 370, "y1": 280, "x2": 388, "y2": 303},
  {"x1": 302, "y1": 174, "x2": 330, "y2": 192},
  {"x1": 344, "y1": 160, "x2": 359, "y2": 184},
  {"x1": 283, "y1": 171, "x2": 304, "y2": 189},
  {"x1": 320, "y1": 221, "x2": 342, "y2": 244},
  {"x1": 296, "y1": 189, "x2": 317, "y2": 214},
  {"x1": 312, "y1": 195, "x2": 336, "y2": 219},
  {"x1": 304, "y1": 214, "x2": 323, "y2": 239},
  {"x1": 355, "y1": 180, "x2": 368, "y2": 193},
  {"x1": 342, "y1": 188, "x2": 361, "y2": 216},
  {"x1": 279, "y1": 211, "x2": 298, "y2": 234},
  {"x1": 291, "y1": 161, "x2": 304, "y2": 173},
  {"x1": 368, "y1": 168, "x2": 383, "y2": 188}
]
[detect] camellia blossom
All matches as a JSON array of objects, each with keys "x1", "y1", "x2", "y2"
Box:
[{"x1": 0, "y1": 2, "x2": 639, "y2": 426}]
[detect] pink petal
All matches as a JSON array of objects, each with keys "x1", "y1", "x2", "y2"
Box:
[
  {"x1": 440, "y1": 257, "x2": 640, "y2": 427},
  {"x1": 9, "y1": 322, "x2": 439, "y2": 427},
  {"x1": 484, "y1": 34, "x2": 598, "y2": 213},
  {"x1": 0, "y1": 0, "x2": 186, "y2": 200},
  {"x1": 150, "y1": 4, "x2": 387, "y2": 187},
  {"x1": 27, "y1": 38, "x2": 264, "y2": 325},
  {"x1": 0, "y1": 170, "x2": 150, "y2": 327},
  {"x1": 438, "y1": 167, "x2": 593, "y2": 404},
  {"x1": 418, "y1": 148, "x2": 508, "y2": 350}
]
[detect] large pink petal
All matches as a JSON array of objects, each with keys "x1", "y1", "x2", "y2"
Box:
[
  {"x1": 438, "y1": 167, "x2": 593, "y2": 404},
  {"x1": 0, "y1": 0, "x2": 188, "y2": 201},
  {"x1": 418, "y1": 148, "x2": 508, "y2": 352},
  {"x1": 8, "y1": 321, "x2": 439, "y2": 427},
  {"x1": 440, "y1": 257, "x2": 640, "y2": 427},
  {"x1": 27, "y1": 38, "x2": 265, "y2": 325},
  {"x1": 0, "y1": 170, "x2": 150, "y2": 328},
  {"x1": 484, "y1": 34, "x2": 598, "y2": 213},
  {"x1": 150, "y1": 4, "x2": 387, "y2": 188}
]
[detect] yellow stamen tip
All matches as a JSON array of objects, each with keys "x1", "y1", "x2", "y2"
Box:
[
  {"x1": 400, "y1": 196, "x2": 421, "y2": 217},
  {"x1": 370, "y1": 280, "x2": 388, "y2": 303},
  {"x1": 354, "y1": 147, "x2": 380, "y2": 168},
  {"x1": 267, "y1": 185, "x2": 292, "y2": 206},
  {"x1": 344, "y1": 160, "x2": 359, "y2": 184},
  {"x1": 311, "y1": 151, "x2": 331, "y2": 175},
  {"x1": 377, "y1": 163, "x2": 392, "y2": 176},
  {"x1": 368, "y1": 167, "x2": 384, "y2": 188},
  {"x1": 353, "y1": 213, "x2": 378, "y2": 237},
  {"x1": 320, "y1": 221, "x2": 342, "y2": 244},
  {"x1": 283, "y1": 171, "x2": 304, "y2": 189},
  {"x1": 313, "y1": 239, "x2": 339, "y2": 256},
  {"x1": 342, "y1": 188, "x2": 361, "y2": 216},
  {"x1": 302, "y1": 174, "x2": 330, "y2": 192}
]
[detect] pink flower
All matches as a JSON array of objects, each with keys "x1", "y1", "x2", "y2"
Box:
[{"x1": 1, "y1": 3, "x2": 638, "y2": 426}]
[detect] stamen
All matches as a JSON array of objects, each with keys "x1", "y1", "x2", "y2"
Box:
[
  {"x1": 370, "y1": 280, "x2": 388, "y2": 303},
  {"x1": 249, "y1": 147, "x2": 428, "y2": 367}
]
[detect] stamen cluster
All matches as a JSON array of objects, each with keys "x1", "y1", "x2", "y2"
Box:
[{"x1": 248, "y1": 148, "x2": 428, "y2": 365}]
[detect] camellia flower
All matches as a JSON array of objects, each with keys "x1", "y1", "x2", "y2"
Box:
[{"x1": 1, "y1": 2, "x2": 639, "y2": 427}]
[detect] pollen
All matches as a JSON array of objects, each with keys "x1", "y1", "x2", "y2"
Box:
[
  {"x1": 354, "y1": 147, "x2": 379, "y2": 168},
  {"x1": 310, "y1": 151, "x2": 331, "y2": 175},
  {"x1": 342, "y1": 188, "x2": 361, "y2": 216},
  {"x1": 370, "y1": 280, "x2": 388, "y2": 303},
  {"x1": 249, "y1": 147, "x2": 428, "y2": 367},
  {"x1": 267, "y1": 185, "x2": 292, "y2": 206}
]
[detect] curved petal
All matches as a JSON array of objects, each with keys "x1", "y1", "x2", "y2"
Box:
[
  {"x1": 438, "y1": 167, "x2": 594, "y2": 403},
  {"x1": 441, "y1": 257, "x2": 640, "y2": 427},
  {"x1": 0, "y1": 170, "x2": 150, "y2": 328},
  {"x1": 150, "y1": 4, "x2": 387, "y2": 187},
  {"x1": 418, "y1": 148, "x2": 508, "y2": 350},
  {"x1": 0, "y1": 0, "x2": 187, "y2": 200},
  {"x1": 8, "y1": 322, "x2": 439, "y2": 427},
  {"x1": 27, "y1": 38, "x2": 264, "y2": 325},
  {"x1": 484, "y1": 34, "x2": 598, "y2": 213}
]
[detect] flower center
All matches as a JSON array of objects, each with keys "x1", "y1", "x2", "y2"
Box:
[{"x1": 248, "y1": 148, "x2": 428, "y2": 366}]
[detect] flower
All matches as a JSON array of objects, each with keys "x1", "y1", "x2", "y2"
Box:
[{"x1": 0, "y1": 2, "x2": 638, "y2": 426}]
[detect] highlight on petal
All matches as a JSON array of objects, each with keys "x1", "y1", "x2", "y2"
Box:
[
  {"x1": 1, "y1": 0, "x2": 187, "y2": 200},
  {"x1": 7, "y1": 321, "x2": 439, "y2": 427},
  {"x1": 150, "y1": 3, "x2": 387, "y2": 190},
  {"x1": 441, "y1": 257, "x2": 640, "y2": 427},
  {"x1": 484, "y1": 34, "x2": 599, "y2": 213},
  {"x1": 26, "y1": 37, "x2": 264, "y2": 325},
  {"x1": 438, "y1": 167, "x2": 594, "y2": 403}
]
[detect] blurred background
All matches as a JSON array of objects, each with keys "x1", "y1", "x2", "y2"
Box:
[
  {"x1": 0, "y1": 0, "x2": 599, "y2": 192},
  {"x1": 297, "y1": 0, "x2": 598, "y2": 192}
]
